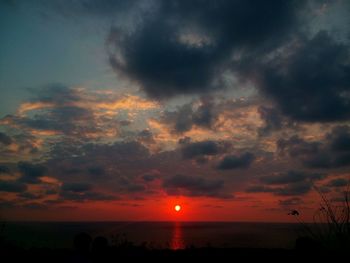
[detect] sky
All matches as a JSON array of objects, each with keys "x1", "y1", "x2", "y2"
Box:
[{"x1": 0, "y1": 0, "x2": 350, "y2": 222}]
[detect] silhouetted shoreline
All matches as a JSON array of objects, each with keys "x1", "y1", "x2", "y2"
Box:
[
  {"x1": 1, "y1": 244, "x2": 346, "y2": 262},
  {"x1": 0, "y1": 221, "x2": 303, "y2": 249},
  {"x1": 1, "y1": 232, "x2": 347, "y2": 262},
  {"x1": 2, "y1": 221, "x2": 349, "y2": 261}
]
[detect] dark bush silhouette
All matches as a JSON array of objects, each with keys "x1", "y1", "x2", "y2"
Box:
[
  {"x1": 71, "y1": 232, "x2": 92, "y2": 262},
  {"x1": 91, "y1": 236, "x2": 109, "y2": 262},
  {"x1": 74, "y1": 232, "x2": 92, "y2": 253},
  {"x1": 295, "y1": 236, "x2": 322, "y2": 251}
]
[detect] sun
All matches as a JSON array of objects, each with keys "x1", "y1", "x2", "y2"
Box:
[{"x1": 174, "y1": 205, "x2": 181, "y2": 212}]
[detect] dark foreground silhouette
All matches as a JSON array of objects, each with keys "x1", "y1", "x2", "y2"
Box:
[{"x1": 0, "y1": 232, "x2": 347, "y2": 262}]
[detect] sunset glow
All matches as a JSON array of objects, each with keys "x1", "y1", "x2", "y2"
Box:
[
  {"x1": 1, "y1": 1, "x2": 350, "y2": 258},
  {"x1": 0, "y1": 0, "x2": 349, "y2": 225}
]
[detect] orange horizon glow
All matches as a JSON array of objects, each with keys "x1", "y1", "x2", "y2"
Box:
[{"x1": 0, "y1": 193, "x2": 322, "y2": 223}]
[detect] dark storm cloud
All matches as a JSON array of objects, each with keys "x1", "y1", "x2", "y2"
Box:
[
  {"x1": 316, "y1": 153, "x2": 350, "y2": 169},
  {"x1": 0, "y1": 132, "x2": 12, "y2": 145},
  {"x1": 246, "y1": 170, "x2": 324, "y2": 196},
  {"x1": 60, "y1": 182, "x2": 116, "y2": 201},
  {"x1": 108, "y1": 0, "x2": 302, "y2": 99},
  {"x1": 328, "y1": 126, "x2": 350, "y2": 152},
  {"x1": 258, "y1": 31, "x2": 350, "y2": 122},
  {"x1": 217, "y1": 152, "x2": 255, "y2": 170},
  {"x1": 61, "y1": 182, "x2": 92, "y2": 192},
  {"x1": 277, "y1": 135, "x2": 320, "y2": 158},
  {"x1": 108, "y1": 22, "x2": 219, "y2": 99},
  {"x1": 81, "y1": 140, "x2": 150, "y2": 159},
  {"x1": 261, "y1": 170, "x2": 324, "y2": 185},
  {"x1": 163, "y1": 174, "x2": 231, "y2": 198},
  {"x1": 0, "y1": 165, "x2": 11, "y2": 174},
  {"x1": 278, "y1": 126, "x2": 350, "y2": 169},
  {"x1": 181, "y1": 140, "x2": 228, "y2": 159},
  {"x1": 17, "y1": 161, "x2": 47, "y2": 184},
  {"x1": 0, "y1": 180, "x2": 27, "y2": 192},
  {"x1": 106, "y1": 0, "x2": 350, "y2": 124},
  {"x1": 246, "y1": 181, "x2": 312, "y2": 196},
  {"x1": 8, "y1": 0, "x2": 350, "y2": 126}
]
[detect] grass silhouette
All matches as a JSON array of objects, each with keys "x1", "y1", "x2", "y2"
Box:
[{"x1": 289, "y1": 183, "x2": 350, "y2": 251}]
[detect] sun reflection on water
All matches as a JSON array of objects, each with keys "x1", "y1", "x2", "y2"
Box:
[{"x1": 170, "y1": 222, "x2": 185, "y2": 250}]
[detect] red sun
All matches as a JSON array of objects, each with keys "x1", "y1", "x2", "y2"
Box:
[{"x1": 174, "y1": 205, "x2": 181, "y2": 212}]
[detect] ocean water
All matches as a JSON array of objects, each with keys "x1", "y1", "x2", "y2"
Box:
[{"x1": 1, "y1": 222, "x2": 304, "y2": 249}]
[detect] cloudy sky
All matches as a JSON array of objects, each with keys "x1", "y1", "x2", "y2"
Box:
[{"x1": 0, "y1": 0, "x2": 349, "y2": 221}]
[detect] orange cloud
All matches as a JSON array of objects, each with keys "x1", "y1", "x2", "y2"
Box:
[
  {"x1": 94, "y1": 95, "x2": 159, "y2": 111},
  {"x1": 30, "y1": 130, "x2": 60, "y2": 136},
  {"x1": 17, "y1": 102, "x2": 55, "y2": 115},
  {"x1": 39, "y1": 176, "x2": 61, "y2": 185}
]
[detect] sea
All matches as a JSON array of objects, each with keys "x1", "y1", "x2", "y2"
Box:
[{"x1": 1, "y1": 222, "x2": 305, "y2": 250}]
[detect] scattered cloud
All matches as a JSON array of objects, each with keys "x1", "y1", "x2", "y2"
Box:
[
  {"x1": 0, "y1": 165, "x2": 11, "y2": 174},
  {"x1": 247, "y1": 170, "x2": 325, "y2": 196},
  {"x1": 163, "y1": 174, "x2": 232, "y2": 199},
  {"x1": 0, "y1": 180, "x2": 27, "y2": 192},
  {"x1": 325, "y1": 178, "x2": 348, "y2": 188},
  {"x1": 160, "y1": 97, "x2": 218, "y2": 133},
  {"x1": 0, "y1": 132, "x2": 12, "y2": 145},
  {"x1": 181, "y1": 140, "x2": 229, "y2": 159},
  {"x1": 260, "y1": 171, "x2": 324, "y2": 185},
  {"x1": 278, "y1": 126, "x2": 350, "y2": 169},
  {"x1": 217, "y1": 152, "x2": 255, "y2": 170},
  {"x1": 18, "y1": 161, "x2": 47, "y2": 184}
]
